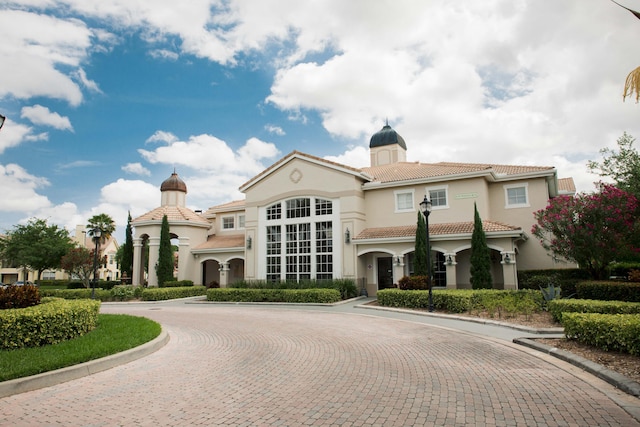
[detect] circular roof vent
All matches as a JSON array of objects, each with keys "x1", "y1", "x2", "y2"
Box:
[
  {"x1": 369, "y1": 123, "x2": 407, "y2": 150},
  {"x1": 160, "y1": 171, "x2": 187, "y2": 193}
]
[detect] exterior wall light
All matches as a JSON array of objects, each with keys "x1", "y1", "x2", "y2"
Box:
[
  {"x1": 246, "y1": 236, "x2": 252, "y2": 249},
  {"x1": 345, "y1": 228, "x2": 351, "y2": 244}
]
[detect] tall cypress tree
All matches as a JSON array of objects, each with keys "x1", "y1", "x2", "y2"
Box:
[
  {"x1": 470, "y1": 203, "x2": 492, "y2": 289},
  {"x1": 120, "y1": 211, "x2": 134, "y2": 279},
  {"x1": 414, "y1": 211, "x2": 427, "y2": 276},
  {"x1": 156, "y1": 215, "x2": 174, "y2": 286}
]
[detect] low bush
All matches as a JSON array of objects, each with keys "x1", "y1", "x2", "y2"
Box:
[
  {"x1": 141, "y1": 286, "x2": 206, "y2": 301},
  {"x1": 563, "y1": 312, "x2": 640, "y2": 355},
  {"x1": 576, "y1": 281, "x2": 640, "y2": 302},
  {"x1": 110, "y1": 285, "x2": 143, "y2": 301},
  {"x1": 547, "y1": 299, "x2": 640, "y2": 322},
  {"x1": 207, "y1": 288, "x2": 341, "y2": 303},
  {"x1": 229, "y1": 278, "x2": 357, "y2": 299},
  {"x1": 518, "y1": 269, "x2": 589, "y2": 297},
  {"x1": 397, "y1": 275, "x2": 429, "y2": 290},
  {"x1": 40, "y1": 288, "x2": 111, "y2": 300},
  {"x1": 0, "y1": 284, "x2": 41, "y2": 309},
  {"x1": 0, "y1": 297, "x2": 101, "y2": 350},
  {"x1": 161, "y1": 280, "x2": 194, "y2": 288}
]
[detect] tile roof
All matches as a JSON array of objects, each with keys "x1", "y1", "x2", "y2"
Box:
[
  {"x1": 133, "y1": 206, "x2": 210, "y2": 224},
  {"x1": 354, "y1": 221, "x2": 521, "y2": 240},
  {"x1": 558, "y1": 177, "x2": 576, "y2": 194},
  {"x1": 361, "y1": 162, "x2": 554, "y2": 184},
  {"x1": 205, "y1": 199, "x2": 246, "y2": 215},
  {"x1": 193, "y1": 234, "x2": 245, "y2": 250}
]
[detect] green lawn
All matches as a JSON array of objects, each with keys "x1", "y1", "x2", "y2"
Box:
[{"x1": 0, "y1": 314, "x2": 161, "y2": 382}]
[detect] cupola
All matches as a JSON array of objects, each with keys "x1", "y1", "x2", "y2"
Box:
[
  {"x1": 369, "y1": 122, "x2": 407, "y2": 166},
  {"x1": 160, "y1": 170, "x2": 187, "y2": 207}
]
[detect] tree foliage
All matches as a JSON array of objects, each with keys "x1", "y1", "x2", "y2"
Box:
[
  {"x1": 156, "y1": 215, "x2": 174, "y2": 286},
  {"x1": 119, "y1": 211, "x2": 134, "y2": 278},
  {"x1": 532, "y1": 184, "x2": 640, "y2": 279},
  {"x1": 86, "y1": 213, "x2": 116, "y2": 244},
  {"x1": 587, "y1": 133, "x2": 640, "y2": 199},
  {"x1": 470, "y1": 203, "x2": 492, "y2": 289},
  {"x1": 414, "y1": 211, "x2": 428, "y2": 276},
  {"x1": 0, "y1": 218, "x2": 74, "y2": 280},
  {"x1": 60, "y1": 247, "x2": 94, "y2": 288}
]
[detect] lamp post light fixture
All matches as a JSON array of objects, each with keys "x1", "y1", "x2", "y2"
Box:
[
  {"x1": 90, "y1": 227, "x2": 102, "y2": 299},
  {"x1": 0, "y1": 114, "x2": 5, "y2": 131},
  {"x1": 419, "y1": 195, "x2": 434, "y2": 312}
]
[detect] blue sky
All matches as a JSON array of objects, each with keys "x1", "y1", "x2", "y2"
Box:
[{"x1": 1, "y1": 0, "x2": 640, "y2": 243}]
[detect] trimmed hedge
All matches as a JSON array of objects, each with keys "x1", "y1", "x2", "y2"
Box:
[
  {"x1": 377, "y1": 289, "x2": 542, "y2": 316},
  {"x1": 229, "y1": 279, "x2": 357, "y2": 299},
  {"x1": 207, "y1": 288, "x2": 341, "y2": 303},
  {"x1": 0, "y1": 297, "x2": 100, "y2": 349},
  {"x1": 40, "y1": 288, "x2": 111, "y2": 300},
  {"x1": 563, "y1": 313, "x2": 640, "y2": 355},
  {"x1": 141, "y1": 286, "x2": 207, "y2": 301},
  {"x1": 0, "y1": 284, "x2": 40, "y2": 309},
  {"x1": 518, "y1": 269, "x2": 589, "y2": 298},
  {"x1": 548, "y1": 299, "x2": 640, "y2": 322},
  {"x1": 576, "y1": 281, "x2": 640, "y2": 302},
  {"x1": 161, "y1": 280, "x2": 194, "y2": 288}
]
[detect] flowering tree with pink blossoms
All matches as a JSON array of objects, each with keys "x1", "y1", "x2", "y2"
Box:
[{"x1": 532, "y1": 184, "x2": 640, "y2": 279}]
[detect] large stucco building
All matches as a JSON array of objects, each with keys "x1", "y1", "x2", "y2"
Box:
[{"x1": 132, "y1": 124, "x2": 575, "y2": 295}]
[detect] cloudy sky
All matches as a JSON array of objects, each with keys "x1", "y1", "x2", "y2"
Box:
[{"x1": 1, "y1": 0, "x2": 639, "y2": 242}]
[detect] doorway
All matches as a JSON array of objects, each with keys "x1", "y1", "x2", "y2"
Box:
[{"x1": 377, "y1": 257, "x2": 394, "y2": 290}]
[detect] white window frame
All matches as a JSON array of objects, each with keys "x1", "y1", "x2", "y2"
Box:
[
  {"x1": 426, "y1": 185, "x2": 449, "y2": 210},
  {"x1": 222, "y1": 216, "x2": 235, "y2": 230},
  {"x1": 394, "y1": 189, "x2": 415, "y2": 213},
  {"x1": 504, "y1": 183, "x2": 529, "y2": 208},
  {"x1": 238, "y1": 214, "x2": 245, "y2": 229}
]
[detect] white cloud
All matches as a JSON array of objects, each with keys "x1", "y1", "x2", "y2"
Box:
[
  {"x1": 21, "y1": 104, "x2": 73, "y2": 131},
  {"x1": 146, "y1": 130, "x2": 178, "y2": 144},
  {"x1": 122, "y1": 162, "x2": 151, "y2": 176},
  {"x1": 0, "y1": 119, "x2": 35, "y2": 154},
  {"x1": 0, "y1": 163, "x2": 51, "y2": 212},
  {"x1": 150, "y1": 49, "x2": 179, "y2": 61},
  {"x1": 265, "y1": 124, "x2": 285, "y2": 136}
]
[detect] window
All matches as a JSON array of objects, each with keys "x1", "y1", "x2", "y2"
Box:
[
  {"x1": 238, "y1": 215, "x2": 245, "y2": 229},
  {"x1": 286, "y1": 198, "x2": 311, "y2": 218},
  {"x1": 395, "y1": 190, "x2": 414, "y2": 212},
  {"x1": 505, "y1": 184, "x2": 529, "y2": 208},
  {"x1": 222, "y1": 216, "x2": 235, "y2": 229},
  {"x1": 428, "y1": 187, "x2": 448, "y2": 208},
  {"x1": 43, "y1": 271, "x2": 56, "y2": 280},
  {"x1": 263, "y1": 197, "x2": 337, "y2": 281}
]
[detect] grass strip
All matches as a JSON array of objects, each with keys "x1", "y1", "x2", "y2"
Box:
[{"x1": 0, "y1": 314, "x2": 161, "y2": 382}]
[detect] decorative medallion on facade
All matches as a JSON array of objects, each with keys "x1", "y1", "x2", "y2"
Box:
[{"x1": 289, "y1": 168, "x2": 303, "y2": 184}]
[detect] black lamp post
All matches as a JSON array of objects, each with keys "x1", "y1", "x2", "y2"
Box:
[
  {"x1": 90, "y1": 227, "x2": 101, "y2": 299},
  {"x1": 0, "y1": 114, "x2": 6, "y2": 131},
  {"x1": 419, "y1": 195, "x2": 434, "y2": 312}
]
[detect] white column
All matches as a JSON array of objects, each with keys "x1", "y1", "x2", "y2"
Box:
[
  {"x1": 147, "y1": 237, "x2": 160, "y2": 287},
  {"x1": 177, "y1": 237, "x2": 190, "y2": 281},
  {"x1": 132, "y1": 238, "x2": 143, "y2": 286},
  {"x1": 445, "y1": 253, "x2": 458, "y2": 289},
  {"x1": 219, "y1": 262, "x2": 230, "y2": 287},
  {"x1": 501, "y1": 252, "x2": 518, "y2": 290}
]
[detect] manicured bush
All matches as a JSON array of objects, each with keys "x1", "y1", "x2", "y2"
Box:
[
  {"x1": 67, "y1": 282, "x2": 86, "y2": 289},
  {"x1": 548, "y1": 298, "x2": 640, "y2": 322},
  {"x1": 563, "y1": 312, "x2": 640, "y2": 355},
  {"x1": 141, "y1": 286, "x2": 206, "y2": 301},
  {"x1": 40, "y1": 288, "x2": 111, "y2": 301},
  {"x1": 110, "y1": 285, "x2": 143, "y2": 301},
  {"x1": 207, "y1": 288, "x2": 341, "y2": 303},
  {"x1": 229, "y1": 278, "x2": 357, "y2": 299},
  {"x1": 161, "y1": 280, "x2": 194, "y2": 288},
  {"x1": 397, "y1": 275, "x2": 429, "y2": 290},
  {"x1": 576, "y1": 281, "x2": 640, "y2": 302},
  {"x1": 0, "y1": 297, "x2": 101, "y2": 349},
  {"x1": 518, "y1": 269, "x2": 589, "y2": 297},
  {"x1": 0, "y1": 284, "x2": 41, "y2": 309}
]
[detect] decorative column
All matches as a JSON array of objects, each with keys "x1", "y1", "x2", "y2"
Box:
[
  {"x1": 147, "y1": 237, "x2": 160, "y2": 288},
  {"x1": 218, "y1": 262, "x2": 230, "y2": 287},
  {"x1": 501, "y1": 251, "x2": 517, "y2": 290},
  {"x1": 393, "y1": 255, "x2": 404, "y2": 286},
  {"x1": 132, "y1": 238, "x2": 143, "y2": 286},
  {"x1": 445, "y1": 253, "x2": 458, "y2": 289},
  {"x1": 177, "y1": 237, "x2": 191, "y2": 281}
]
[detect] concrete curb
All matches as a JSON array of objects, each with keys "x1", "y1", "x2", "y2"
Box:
[
  {"x1": 0, "y1": 329, "x2": 169, "y2": 399},
  {"x1": 514, "y1": 337, "x2": 640, "y2": 398}
]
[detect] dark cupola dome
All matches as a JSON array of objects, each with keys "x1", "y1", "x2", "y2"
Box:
[
  {"x1": 369, "y1": 122, "x2": 407, "y2": 150},
  {"x1": 160, "y1": 171, "x2": 187, "y2": 193}
]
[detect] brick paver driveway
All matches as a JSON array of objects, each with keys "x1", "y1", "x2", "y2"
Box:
[{"x1": 2, "y1": 302, "x2": 639, "y2": 426}]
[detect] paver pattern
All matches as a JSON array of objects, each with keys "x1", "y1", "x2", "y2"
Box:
[{"x1": 1, "y1": 302, "x2": 639, "y2": 426}]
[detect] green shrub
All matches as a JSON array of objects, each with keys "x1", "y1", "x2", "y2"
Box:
[
  {"x1": 110, "y1": 285, "x2": 137, "y2": 301},
  {"x1": 0, "y1": 284, "x2": 41, "y2": 309},
  {"x1": 207, "y1": 288, "x2": 341, "y2": 303},
  {"x1": 518, "y1": 269, "x2": 588, "y2": 297},
  {"x1": 563, "y1": 313, "x2": 640, "y2": 355},
  {"x1": 0, "y1": 298, "x2": 101, "y2": 349},
  {"x1": 67, "y1": 282, "x2": 86, "y2": 289},
  {"x1": 548, "y1": 299, "x2": 640, "y2": 322},
  {"x1": 141, "y1": 286, "x2": 206, "y2": 301},
  {"x1": 608, "y1": 262, "x2": 640, "y2": 280},
  {"x1": 229, "y1": 278, "x2": 357, "y2": 299},
  {"x1": 40, "y1": 288, "x2": 111, "y2": 301},
  {"x1": 38, "y1": 280, "x2": 69, "y2": 288},
  {"x1": 161, "y1": 280, "x2": 194, "y2": 288},
  {"x1": 576, "y1": 281, "x2": 640, "y2": 302}
]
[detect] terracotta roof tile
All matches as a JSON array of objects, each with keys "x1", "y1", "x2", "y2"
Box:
[
  {"x1": 193, "y1": 234, "x2": 245, "y2": 250},
  {"x1": 205, "y1": 199, "x2": 246, "y2": 215},
  {"x1": 133, "y1": 206, "x2": 209, "y2": 224},
  {"x1": 354, "y1": 221, "x2": 521, "y2": 240},
  {"x1": 558, "y1": 177, "x2": 576, "y2": 194}
]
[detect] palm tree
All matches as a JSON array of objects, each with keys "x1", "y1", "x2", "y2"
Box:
[
  {"x1": 612, "y1": 1, "x2": 640, "y2": 102},
  {"x1": 86, "y1": 213, "x2": 116, "y2": 244}
]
